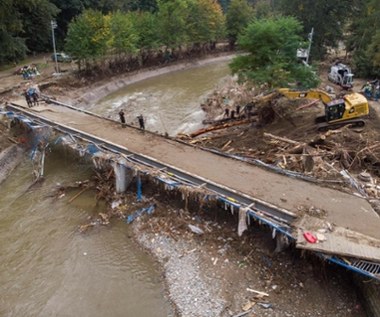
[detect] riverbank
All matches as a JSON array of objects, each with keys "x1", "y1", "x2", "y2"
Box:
[{"x1": 0, "y1": 52, "x2": 236, "y2": 108}]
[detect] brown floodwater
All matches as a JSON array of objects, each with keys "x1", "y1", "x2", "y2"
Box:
[
  {"x1": 0, "y1": 152, "x2": 174, "y2": 317},
  {"x1": 93, "y1": 60, "x2": 232, "y2": 136}
]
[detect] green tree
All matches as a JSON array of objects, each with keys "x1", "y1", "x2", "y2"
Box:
[
  {"x1": 65, "y1": 9, "x2": 110, "y2": 68},
  {"x1": 50, "y1": 0, "x2": 87, "y2": 48},
  {"x1": 230, "y1": 16, "x2": 319, "y2": 88},
  {"x1": 367, "y1": 31, "x2": 380, "y2": 68},
  {"x1": 108, "y1": 11, "x2": 138, "y2": 56},
  {"x1": 156, "y1": 0, "x2": 189, "y2": 48},
  {"x1": 346, "y1": 0, "x2": 380, "y2": 77},
  {"x1": 0, "y1": 0, "x2": 25, "y2": 63},
  {"x1": 187, "y1": 0, "x2": 225, "y2": 47},
  {"x1": 0, "y1": 0, "x2": 58, "y2": 64},
  {"x1": 19, "y1": 0, "x2": 59, "y2": 53},
  {"x1": 253, "y1": 0, "x2": 273, "y2": 19},
  {"x1": 128, "y1": 11, "x2": 161, "y2": 50},
  {"x1": 225, "y1": 0, "x2": 253, "y2": 48},
  {"x1": 128, "y1": 0, "x2": 158, "y2": 12},
  {"x1": 208, "y1": 0, "x2": 226, "y2": 43},
  {"x1": 275, "y1": 0, "x2": 354, "y2": 60},
  {"x1": 218, "y1": 0, "x2": 230, "y2": 12}
]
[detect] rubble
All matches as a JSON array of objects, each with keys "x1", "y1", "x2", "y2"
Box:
[{"x1": 182, "y1": 79, "x2": 380, "y2": 206}]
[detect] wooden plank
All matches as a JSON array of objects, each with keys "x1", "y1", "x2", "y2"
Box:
[{"x1": 296, "y1": 215, "x2": 380, "y2": 262}]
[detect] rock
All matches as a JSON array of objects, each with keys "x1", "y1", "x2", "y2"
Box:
[
  {"x1": 258, "y1": 302, "x2": 273, "y2": 309},
  {"x1": 358, "y1": 172, "x2": 372, "y2": 182},
  {"x1": 188, "y1": 224, "x2": 204, "y2": 235}
]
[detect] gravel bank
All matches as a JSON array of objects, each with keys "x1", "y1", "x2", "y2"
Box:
[{"x1": 133, "y1": 220, "x2": 226, "y2": 317}]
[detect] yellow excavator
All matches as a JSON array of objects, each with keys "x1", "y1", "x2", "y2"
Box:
[{"x1": 278, "y1": 88, "x2": 369, "y2": 131}]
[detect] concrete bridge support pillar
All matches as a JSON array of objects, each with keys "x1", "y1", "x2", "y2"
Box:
[{"x1": 113, "y1": 158, "x2": 132, "y2": 193}]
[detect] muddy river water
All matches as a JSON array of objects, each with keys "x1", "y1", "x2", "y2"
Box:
[
  {"x1": 0, "y1": 60, "x2": 231, "y2": 316},
  {"x1": 93, "y1": 61, "x2": 231, "y2": 136}
]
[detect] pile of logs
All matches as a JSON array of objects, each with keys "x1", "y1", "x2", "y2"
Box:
[
  {"x1": 251, "y1": 129, "x2": 380, "y2": 178},
  {"x1": 258, "y1": 132, "x2": 339, "y2": 178},
  {"x1": 188, "y1": 125, "x2": 380, "y2": 201}
]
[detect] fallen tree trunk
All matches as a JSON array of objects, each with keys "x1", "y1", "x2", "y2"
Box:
[
  {"x1": 263, "y1": 132, "x2": 302, "y2": 145},
  {"x1": 190, "y1": 118, "x2": 254, "y2": 138}
]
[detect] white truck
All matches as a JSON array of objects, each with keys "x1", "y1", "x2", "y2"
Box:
[{"x1": 328, "y1": 63, "x2": 353, "y2": 89}]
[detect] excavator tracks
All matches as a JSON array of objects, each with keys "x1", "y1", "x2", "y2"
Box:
[{"x1": 316, "y1": 118, "x2": 366, "y2": 132}]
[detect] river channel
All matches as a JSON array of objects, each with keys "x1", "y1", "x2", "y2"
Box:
[
  {"x1": 93, "y1": 60, "x2": 231, "y2": 136},
  {"x1": 0, "y1": 59, "x2": 232, "y2": 316}
]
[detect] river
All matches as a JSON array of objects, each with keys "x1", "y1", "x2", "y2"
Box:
[
  {"x1": 92, "y1": 60, "x2": 231, "y2": 136},
  {"x1": 0, "y1": 59, "x2": 232, "y2": 316},
  {"x1": 0, "y1": 152, "x2": 174, "y2": 317}
]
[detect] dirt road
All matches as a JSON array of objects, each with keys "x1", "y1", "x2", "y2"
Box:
[{"x1": 10, "y1": 100, "x2": 380, "y2": 243}]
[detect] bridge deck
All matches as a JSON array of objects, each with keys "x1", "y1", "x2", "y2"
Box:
[{"x1": 8, "y1": 100, "x2": 380, "y2": 260}]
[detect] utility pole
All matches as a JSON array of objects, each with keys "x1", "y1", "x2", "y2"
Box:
[
  {"x1": 51, "y1": 20, "x2": 59, "y2": 74},
  {"x1": 306, "y1": 27, "x2": 314, "y2": 65}
]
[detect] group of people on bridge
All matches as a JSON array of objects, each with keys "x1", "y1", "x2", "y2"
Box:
[
  {"x1": 23, "y1": 86, "x2": 40, "y2": 108},
  {"x1": 118, "y1": 109, "x2": 145, "y2": 130}
]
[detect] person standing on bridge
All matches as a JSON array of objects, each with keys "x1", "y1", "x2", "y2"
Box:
[
  {"x1": 119, "y1": 109, "x2": 126, "y2": 126},
  {"x1": 137, "y1": 114, "x2": 145, "y2": 130},
  {"x1": 31, "y1": 91, "x2": 39, "y2": 107},
  {"x1": 23, "y1": 90, "x2": 33, "y2": 108}
]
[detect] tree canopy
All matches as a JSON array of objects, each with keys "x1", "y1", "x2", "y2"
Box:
[
  {"x1": 345, "y1": 0, "x2": 380, "y2": 77},
  {"x1": 225, "y1": 0, "x2": 253, "y2": 48},
  {"x1": 230, "y1": 16, "x2": 319, "y2": 88},
  {"x1": 274, "y1": 0, "x2": 354, "y2": 61},
  {"x1": 0, "y1": 0, "x2": 58, "y2": 64},
  {"x1": 1, "y1": 0, "x2": 379, "y2": 79},
  {"x1": 156, "y1": 0, "x2": 189, "y2": 48},
  {"x1": 63, "y1": 0, "x2": 225, "y2": 70},
  {"x1": 65, "y1": 9, "x2": 109, "y2": 66}
]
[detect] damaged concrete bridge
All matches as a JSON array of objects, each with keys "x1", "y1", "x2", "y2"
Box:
[{"x1": 3, "y1": 98, "x2": 380, "y2": 281}]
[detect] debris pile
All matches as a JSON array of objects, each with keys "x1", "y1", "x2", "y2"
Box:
[
  {"x1": 250, "y1": 127, "x2": 380, "y2": 181},
  {"x1": 200, "y1": 78, "x2": 257, "y2": 121},
  {"x1": 49, "y1": 168, "x2": 131, "y2": 232},
  {"x1": 182, "y1": 81, "x2": 380, "y2": 203}
]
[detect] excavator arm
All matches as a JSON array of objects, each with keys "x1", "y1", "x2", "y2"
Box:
[
  {"x1": 277, "y1": 88, "x2": 369, "y2": 131},
  {"x1": 278, "y1": 88, "x2": 333, "y2": 105}
]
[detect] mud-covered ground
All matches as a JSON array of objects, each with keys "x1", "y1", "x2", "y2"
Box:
[{"x1": 1, "y1": 54, "x2": 379, "y2": 317}]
